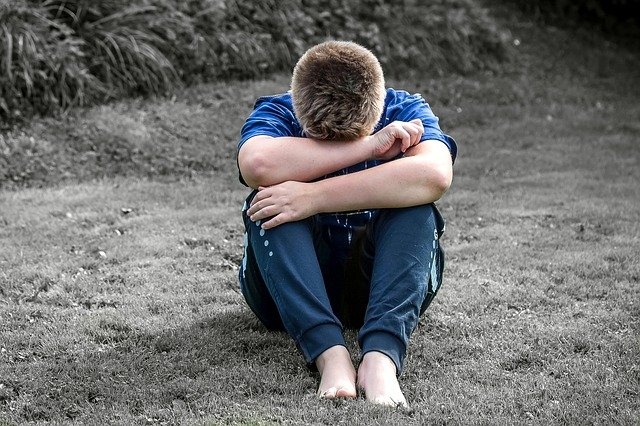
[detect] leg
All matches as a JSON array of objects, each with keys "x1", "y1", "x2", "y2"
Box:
[
  {"x1": 239, "y1": 193, "x2": 356, "y2": 398},
  {"x1": 356, "y1": 204, "x2": 445, "y2": 406}
]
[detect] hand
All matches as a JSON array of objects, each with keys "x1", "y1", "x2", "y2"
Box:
[
  {"x1": 369, "y1": 119, "x2": 424, "y2": 161},
  {"x1": 247, "y1": 181, "x2": 317, "y2": 229}
]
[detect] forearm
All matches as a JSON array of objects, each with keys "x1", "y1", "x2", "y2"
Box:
[
  {"x1": 238, "y1": 136, "x2": 371, "y2": 188},
  {"x1": 245, "y1": 141, "x2": 453, "y2": 230},
  {"x1": 311, "y1": 142, "x2": 452, "y2": 212}
]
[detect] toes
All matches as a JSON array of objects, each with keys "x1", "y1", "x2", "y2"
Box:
[
  {"x1": 371, "y1": 395, "x2": 395, "y2": 406},
  {"x1": 318, "y1": 387, "x2": 338, "y2": 399},
  {"x1": 389, "y1": 397, "x2": 409, "y2": 409},
  {"x1": 318, "y1": 386, "x2": 356, "y2": 400},
  {"x1": 369, "y1": 395, "x2": 408, "y2": 408},
  {"x1": 335, "y1": 387, "x2": 356, "y2": 399}
]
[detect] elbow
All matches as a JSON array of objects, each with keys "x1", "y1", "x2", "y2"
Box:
[
  {"x1": 407, "y1": 142, "x2": 453, "y2": 202},
  {"x1": 428, "y1": 163, "x2": 453, "y2": 201},
  {"x1": 436, "y1": 165, "x2": 453, "y2": 194},
  {"x1": 238, "y1": 148, "x2": 271, "y2": 189}
]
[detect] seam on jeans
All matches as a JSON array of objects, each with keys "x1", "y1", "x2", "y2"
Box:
[
  {"x1": 419, "y1": 250, "x2": 433, "y2": 306},
  {"x1": 430, "y1": 241, "x2": 440, "y2": 293}
]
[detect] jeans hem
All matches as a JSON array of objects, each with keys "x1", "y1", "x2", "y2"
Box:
[
  {"x1": 360, "y1": 330, "x2": 406, "y2": 376},
  {"x1": 298, "y1": 322, "x2": 345, "y2": 363}
]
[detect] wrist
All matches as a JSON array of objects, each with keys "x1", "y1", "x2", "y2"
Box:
[
  {"x1": 308, "y1": 180, "x2": 327, "y2": 214},
  {"x1": 356, "y1": 135, "x2": 375, "y2": 161}
]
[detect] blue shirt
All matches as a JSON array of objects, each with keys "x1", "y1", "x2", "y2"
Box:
[{"x1": 238, "y1": 89, "x2": 457, "y2": 238}]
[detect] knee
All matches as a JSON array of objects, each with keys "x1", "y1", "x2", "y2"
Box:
[{"x1": 375, "y1": 203, "x2": 439, "y2": 230}]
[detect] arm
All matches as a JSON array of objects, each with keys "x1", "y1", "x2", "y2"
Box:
[
  {"x1": 313, "y1": 140, "x2": 452, "y2": 212},
  {"x1": 238, "y1": 120, "x2": 424, "y2": 189},
  {"x1": 247, "y1": 139, "x2": 453, "y2": 229},
  {"x1": 238, "y1": 135, "x2": 371, "y2": 189}
]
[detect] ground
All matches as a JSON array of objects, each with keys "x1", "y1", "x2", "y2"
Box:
[{"x1": 1, "y1": 9, "x2": 639, "y2": 426}]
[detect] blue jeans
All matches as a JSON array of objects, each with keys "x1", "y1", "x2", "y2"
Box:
[{"x1": 238, "y1": 191, "x2": 445, "y2": 374}]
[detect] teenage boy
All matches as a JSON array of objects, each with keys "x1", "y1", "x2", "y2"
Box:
[{"x1": 237, "y1": 41, "x2": 457, "y2": 407}]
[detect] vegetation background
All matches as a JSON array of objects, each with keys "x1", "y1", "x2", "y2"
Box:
[{"x1": 1, "y1": 0, "x2": 639, "y2": 424}]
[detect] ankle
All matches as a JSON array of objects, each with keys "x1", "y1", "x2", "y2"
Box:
[
  {"x1": 361, "y1": 351, "x2": 397, "y2": 374},
  {"x1": 315, "y1": 345, "x2": 351, "y2": 374}
]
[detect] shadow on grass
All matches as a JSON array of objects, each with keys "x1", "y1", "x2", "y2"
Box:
[{"x1": 11, "y1": 308, "x2": 314, "y2": 423}]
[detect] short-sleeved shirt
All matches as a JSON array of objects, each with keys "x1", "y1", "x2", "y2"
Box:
[{"x1": 238, "y1": 88, "x2": 457, "y2": 238}]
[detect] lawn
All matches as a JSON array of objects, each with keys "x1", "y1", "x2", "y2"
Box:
[{"x1": 1, "y1": 10, "x2": 639, "y2": 426}]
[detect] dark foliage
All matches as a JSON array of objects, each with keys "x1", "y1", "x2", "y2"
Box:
[
  {"x1": 516, "y1": 0, "x2": 640, "y2": 37},
  {"x1": 0, "y1": 1, "x2": 98, "y2": 118},
  {"x1": 0, "y1": 0, "x2": 512, "y2": 121}
]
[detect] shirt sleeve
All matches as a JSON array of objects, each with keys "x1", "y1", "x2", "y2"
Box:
[
  {"x1": 390, "y1": 93, "x2": 458, "y2": 164},
  {"x1": 238, "y1": 96, "x2": 298, "y2": 150},
  {"x1": 237, "y1": 95, "x2": 300, "y2": 186}
]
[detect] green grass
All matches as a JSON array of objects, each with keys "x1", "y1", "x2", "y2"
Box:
[{"x1": 1, "y1": 8, "x2": 640, "y2": 425}]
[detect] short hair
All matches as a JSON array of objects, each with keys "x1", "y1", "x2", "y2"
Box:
[{"x1": 291, "y1": 41, "x2": 386, "y2": 141}]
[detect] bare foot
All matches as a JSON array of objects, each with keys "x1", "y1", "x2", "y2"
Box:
[
  {"x1": 315, "y1": 345, "x2": 357, "y2": 399},
  {"x1": 357, "y1": 351, "x2": 408, "y2": 407}
]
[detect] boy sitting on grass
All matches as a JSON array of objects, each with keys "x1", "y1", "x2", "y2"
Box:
[{"x1": 237, "y1": 41, "x2": 457, "y2": 407}]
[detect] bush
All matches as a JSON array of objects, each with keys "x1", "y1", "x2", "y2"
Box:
[
  {"x1": 0, "y1": 1, "x2": 98, "y2": 118},
  {"x1": 42, "y1": 0, "x2": 181, "y2": 97},
  {"x1": 0, "y1": 0, "x2": 512, "y2": 121},
  {"x1": 179, "y1": 0, "x2": 511, "y2": 79}
]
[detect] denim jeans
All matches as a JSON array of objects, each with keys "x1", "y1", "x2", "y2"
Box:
[{"x1": 238, "y1": 191, "x2": 445, "y2": 374}]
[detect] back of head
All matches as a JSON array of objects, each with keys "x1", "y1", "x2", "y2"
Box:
[{"x1": 291, "y1": 41, "x2": 386, "y2": 141}]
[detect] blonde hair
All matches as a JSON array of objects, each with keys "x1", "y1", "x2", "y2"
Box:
[{"x1": 291, "y1": 41, "x2": 386, "y2": 141}]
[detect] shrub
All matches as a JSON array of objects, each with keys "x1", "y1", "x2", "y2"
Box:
[
  {"x1": 0, "y1": 0, "x2": 512, "y2": 121},
  {"x1": 0, "y1": 1, "x2": 97, "y2": 118},
  {"x1": 39, "y1": 0, "x2": 185, "y2": 97},
  {"x1": 327, "y1": 0, "x2": 510, "y2": 76},
  {"x1": 182, "y1": 0, "x2": 511, "y2": 78}
]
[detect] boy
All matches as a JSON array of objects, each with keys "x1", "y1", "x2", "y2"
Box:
[{"x1": 237, "y1": 41, "x2": 457, "y2": 407}]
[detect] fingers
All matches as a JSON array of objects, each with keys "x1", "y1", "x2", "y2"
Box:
[
  {"x1": 410, "y1": 118, "x2": 424, "y2": 129},
  {"x1": 393, "y1": 120, "x2": 423, "y2": 152},
  {"x1": 246, "y1": 181, "x2": 314, "y2": 229},
  {"x1": 250, "y1": 187, "x2": 270, "y2": 206},
  {"x1": 406, "y1": 120, "x2": 424, "y2": 146},
  {"x1": 248, "y1": 193, "x2": 277, "y2": 220},
  {"x1": 248, "y1": 196, "x2": 269, "y2": 217},
  {"x1": 248, "y1": 188, "x2": 292, "y2": 226},
  {"x1": 372, "y1": 119, "x2": 425, "y2": 160},
  {"x1": 261, "y1": 214, "x2": 284, "y2": 230},
  {"x1": 249, "y1": 204, "x2": 278, "y2": 222},
  {"x1": 398, "y1": 128, "x2": 411, "y2": 153},
  {"x1": 251, "y1": 206, "x2": 289, "y2": 230}
]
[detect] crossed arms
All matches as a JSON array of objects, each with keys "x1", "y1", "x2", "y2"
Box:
[{"x1": 238, "y1": 119, "x2": 453, "y2": 229}]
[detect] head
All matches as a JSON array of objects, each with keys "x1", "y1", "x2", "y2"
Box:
[{"x1": 291, "y1": 41, "x2": 386, "y2": 141}]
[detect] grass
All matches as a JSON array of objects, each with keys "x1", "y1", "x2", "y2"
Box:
[
  {"x1": 0, "y1": 78, "x2": 277, "y2": 187},
  {"x1": 1, "y1": 6, "x2": 640, "y2": 425}
]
